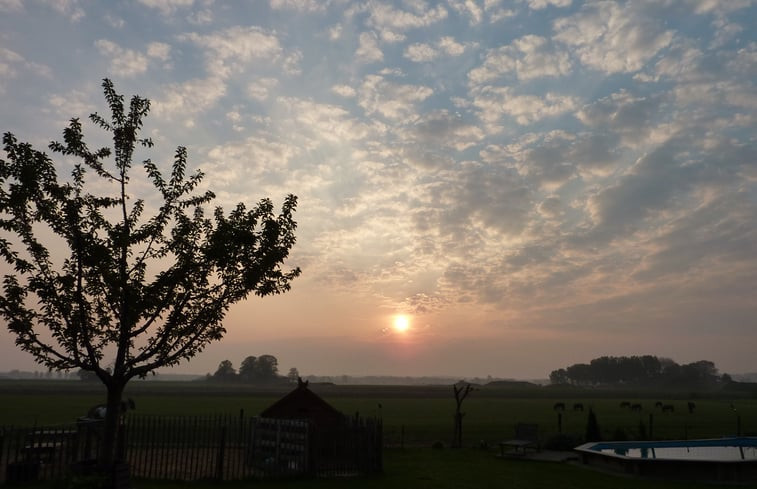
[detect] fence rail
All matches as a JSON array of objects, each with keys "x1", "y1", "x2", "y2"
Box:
[{"x1": 0, "y1": 414, "x2": 382, "y2": 484}]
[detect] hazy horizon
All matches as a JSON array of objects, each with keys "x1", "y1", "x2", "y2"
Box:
[{"x1": 1, "y1": 1, "x2": 755, "y2": 381}]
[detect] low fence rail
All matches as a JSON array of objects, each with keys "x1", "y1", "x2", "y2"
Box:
[{"x1": 0, "y1": 414, "x2": 382, "y2": 483}]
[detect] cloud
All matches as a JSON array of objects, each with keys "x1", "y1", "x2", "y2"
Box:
[
  {"x1": 413, "y1": 162, "x2": 533, "y2": 240},
  {"x1": 468, "y1": 35, "x2": 571, "y2": 84},
  {"x1": 187, "y1": 8, "x2": 213, "y2": 24},
  {"x1": 585, "y1": 140, "x2": 699, "y2": 242},
  {"x1": 180, "y1": 26, "x2": 283, "y2": 79},
  {"x1": 137, "y1": 0, "x2": 194, "y2": 15},
  {"x1": 0, "y1": 0, "x2": 22, "y2": 12},
  {"x1": 46, "y1": 88, "x2": 97, "y2": 122},
  {"x1": 151, "y1": 77, "x2": 227, "y2": 124},
  {"x1": 277, "y1": 96, "x2": 380, "y2": 144},
  {"x1": 404, "y1": 43, "x2": 438, "y2": 63},
  {"x1": 355, "y1": 31, "x2": 384, "y2": 63},
  {"x1": 690, "y1": 0, "x2": 754, "y2": 15},
  {"x1": 204, "y1": 135, "x2": 300, "y2": 189},
  {"x1": 576, "y1": 89, "x2": 666, "y2": 147},
  {"x1": 358, "y1": 75, "x2": 433, "y2": 120},
  {"x1": 403, "y1": 110, "x2": 485, "y2": 153},
  {"x1": 471, "y1": 86, "x2": 579, "y2": 126},
  {"x1": 526, "y1": 0, "x2": 571, "y2": 9},
  {"x1": 484, "y1": 0, "x2": 516, "y2": 22},
  {"x1": 331, "y1": 84, "x2": 357, "y2": 97},
  {"x1": 404, "y1": 36, "x2": 472, "y2": 62},
  {"x1": 246, "y1": 78, "x2": 279, "y2": 101},
  {"x1": 41, "y1": 0, "x2": 85, "y2": 21},
  {"x1": 448, "y1": 0, "x2": 483, "y2": 25},
  {"x1": 0, "y1": 48, "x2": 51, "y2": 93},
  {"x1": 94, "y1": 40, "x2": 149, "y2": 77},
  {"x1": 632, "y1": 191, "x2": 757, "y2": 282},
  {"x1": 95, "y1": 40, "x2": 171, "y2": 77},
  {"x1": 366, "y1": 3, "x2": 448, "y2": 32},
  {"x1": 269, "y1": 0, "x2": 328, "y2": 12},
  {"x1": 554, "y1": 2, "x2": 674, "y2": 74},
  {"x1": 146, "y1": 42, "x2": 171, "y2": 61}
]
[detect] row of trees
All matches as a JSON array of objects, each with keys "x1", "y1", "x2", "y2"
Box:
[
  {"x1": 209, "y1": 355, "x2": 299, "y2": 384},
  {"x1": 549, "y1": 355, "x2": 729, "y2": 388}
]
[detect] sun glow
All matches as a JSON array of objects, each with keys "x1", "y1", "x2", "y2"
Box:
[{"x1": 393, "y1": 315, "x2": 410, "y2": 333}]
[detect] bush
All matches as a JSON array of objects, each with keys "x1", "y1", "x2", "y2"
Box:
[{"x1": 585, "y1": 408, "x2": 601, "y2": 442}]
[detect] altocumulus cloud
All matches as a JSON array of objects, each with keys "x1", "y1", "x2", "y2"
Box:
[{"x1": 0, "y1": 0, "x2": 756, "y2": 377}]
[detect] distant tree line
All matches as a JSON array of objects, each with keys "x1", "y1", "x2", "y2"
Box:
[
  {"x1": 208, "y1": 355, "x2": 299, "y2": 384},
  {"x1": 549, "y1": 355, "x2": 731, "y2": 388}
]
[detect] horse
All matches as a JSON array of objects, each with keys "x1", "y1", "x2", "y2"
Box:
[
  {"x1": 573, "y1": 403, "x2": 584, "y2": 412},
  {"x1": 662, "y1": 404, "x2": 675, "y2": 413},
  {"x1": 553, "y1": 402, "x2": 566, "y2": 411},
  {"x1": 630, "y1": 403, "x2": 642, "y2": 412}
]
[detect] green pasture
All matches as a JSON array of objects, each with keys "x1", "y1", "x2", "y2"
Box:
[
  {"x1": 1, "y1": 380, "x2": 754, "y2": 447},
  {"x1": 3, "y1": 380, "x2": 757, "y2": 488},
  {"x1": 131, "y1": 448, "x2": 729, "y2": 489},
  {"x1": 22, "y1": 448, "x2": 733, "y2": 489}
]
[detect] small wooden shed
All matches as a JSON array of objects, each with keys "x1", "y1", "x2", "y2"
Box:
[
  {"x1": 258, "y1": 379, "x2": 382, "y2": 476},
  {"x1": 260, "y1": 379, "x2": 345, "y2": 433}
]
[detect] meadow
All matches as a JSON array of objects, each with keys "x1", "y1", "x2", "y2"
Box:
[
  {"x1": 1, "y1": 379, "x2": 754, "y2": 446},
  {"x1": 2, "y1": 380, "x2": 756, "y2": 488}
]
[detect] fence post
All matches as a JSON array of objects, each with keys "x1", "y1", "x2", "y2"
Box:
[{"x1": 215, "y1": 426, "x2": 227, "y2": 481}]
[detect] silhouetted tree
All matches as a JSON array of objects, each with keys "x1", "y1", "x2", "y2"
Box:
[
  {"x1": 288, "y1": 367, "x2": 299, "y2": 384},
  {"x1": 0, "y1": 79, "x2": 300, "y2": 468},
  {"x1": 451, "y1": 382, "x2": 473, "y2": 448},
  {"x1": 255, "y1": 354, "x2": 279, "y2": 381},
  {"x1": 551, "y1": 355, "x2": 721, "y2": 388},
  {"x1": 549, "y1": 368, "x2": 568, "y2": 385},
  {"x1": 238, "y1": 355, "x2": 258, "y2": 383},
  {"x1": 585, "y1": 408, "x2": 601, "y2": 442},
  {"x1": 213, "y1": 360, "x2": 237, "y2": 382}
]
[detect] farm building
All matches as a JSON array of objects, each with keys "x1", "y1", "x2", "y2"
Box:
[
  {"x1": 258, "y1": 379, "x2": 382, "y2": 476},
  {"x1": 260, "y1": 379, "x2": 345, "y2": 434}
]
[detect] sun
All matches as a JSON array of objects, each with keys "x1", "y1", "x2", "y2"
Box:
[{"x1": 393, "y1": 315, "x2": 410, "y2": 333}]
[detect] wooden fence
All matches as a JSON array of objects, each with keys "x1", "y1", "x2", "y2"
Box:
[{"x1": 0, "y1": 414, "x2": 382, "y2": 483}]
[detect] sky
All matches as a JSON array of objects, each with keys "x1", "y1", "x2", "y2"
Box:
[{"x1": 0, "y1": 0, "x2": 755, "y2": 380}]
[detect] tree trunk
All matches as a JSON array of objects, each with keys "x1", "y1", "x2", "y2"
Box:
[{"x1": 101, "y1": 381, "x2": 126, "y2": 467}]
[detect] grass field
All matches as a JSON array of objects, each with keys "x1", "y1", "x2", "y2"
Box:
[
  {"x1": 2, "y1": 380, "x2": 756, "y2": 488},
  {"x1": 1, "y1": 380, "x2": 755, "y2": 446},
  {"x1": 130, "y1": 448, "x2": 735, "y2": 489}
]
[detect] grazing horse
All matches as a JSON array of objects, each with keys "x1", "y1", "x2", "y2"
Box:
[
  {"x1": 687, "y1": 402, "x2": 696, "y2": 414},
  {"x1": 553, "y1": 402, "x2": 566, "y2": 411},
  {"x1": 573, "y1": 403, "x2": 584, "y2": 412},
  {"x1": 619, "y1": 401, "x2": 631, "y2": 409},
  {"x1": 662, "y1": 404, "x2": 675, "y2": 413},
  {"x1": 630, "y1": 403, "x2": 642, "y2": 412}
]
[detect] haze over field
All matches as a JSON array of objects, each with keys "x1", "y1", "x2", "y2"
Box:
[{"x1": 0, "y1": 1, "x2": 755, "y2": 379}]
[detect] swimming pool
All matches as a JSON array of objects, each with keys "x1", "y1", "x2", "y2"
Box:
[{"x1": 575, "y1": 437, "x2": 757, "y2": 482}]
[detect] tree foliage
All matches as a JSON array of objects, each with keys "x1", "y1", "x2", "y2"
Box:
[
  {"x1": 0, "y1": 79, "x2": 300, "y2": 464},
  {"x1": 213, "y1": 360, "x2": 237, "y2": 381},
  {"x1": 549, "y1": 355, "x2": 723, "y2": 388},
  {"x1": 213, "y1": 354, "x2": 283, "y2": 383}
]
